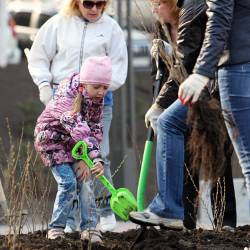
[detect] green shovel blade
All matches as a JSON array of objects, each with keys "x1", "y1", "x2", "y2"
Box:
[
  {"x1": 72, "y1": 141, "x2": 137, "y2": 221},
  {"x1": 110, "y1": 188, "x2": 137, "y2": 221}
]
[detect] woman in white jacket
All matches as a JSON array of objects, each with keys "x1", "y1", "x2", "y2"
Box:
[{"x1": 28, "y1": 0, "x2": 128, "y2": 239}]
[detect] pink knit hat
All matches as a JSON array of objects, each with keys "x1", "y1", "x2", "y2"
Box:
[{"x1": 80, "y1": 56, "x2": 112, "y2": 86}]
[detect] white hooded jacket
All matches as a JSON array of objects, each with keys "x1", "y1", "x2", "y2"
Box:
[{"x1": 28, "y1": 13, "x2": 128, "y2": 91}]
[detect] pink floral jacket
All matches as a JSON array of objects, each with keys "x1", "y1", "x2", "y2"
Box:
[{"x1": 34, "y1": 73, "x2": 103, "y2": 167}]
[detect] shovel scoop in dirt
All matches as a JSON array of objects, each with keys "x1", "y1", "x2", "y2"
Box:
[{"x1": 72, "y1": 140, "x2": 137, "y2": 221}]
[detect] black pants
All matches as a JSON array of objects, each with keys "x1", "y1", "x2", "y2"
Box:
[{"x1": 183, "y1": 139, "x2": 237, "y2": 229}]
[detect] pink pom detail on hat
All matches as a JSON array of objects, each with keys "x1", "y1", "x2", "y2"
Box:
[{"x1": 80, "y1": 56, "x2": 112, "y2": 86}]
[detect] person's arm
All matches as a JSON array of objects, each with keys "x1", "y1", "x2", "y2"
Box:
[
  {"x1": 178, "y1": 0, "x2": 234, "y2": 103},
  {"x1": 193, "y1": 0, "x2": 235, "y2": 78},
  {"x1": 108, "y1": 23, "x2": 128, "y2": 91},
  {"x1": 28, "y1": 15, "x2": 59, "y2": 89},
  {"x1": 70, "y1": 106, "x2": 104, "y2": 181},
  {"x1": 150, "y1": 20, "x2": 178, "y2": 108},
  {"x1": 177, "y1": 0, "x2": 207, "y2": 75},
  {"x1": 155, "y1": 80, "x2": 179, "y2": 109},
  {"x1": 60, "y1": 111, "x2": 102, "y2": 160},
  {"x1": 73, "y1": 107, "x2": 104, "y2": 182}
]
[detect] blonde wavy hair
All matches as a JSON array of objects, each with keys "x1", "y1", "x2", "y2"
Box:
[
  {"x1": 72, "y1": 91, "x2": 83, "y2": 113},
  {"x1": 60, "y1": 0, "x2": 111, "y2": 17}
]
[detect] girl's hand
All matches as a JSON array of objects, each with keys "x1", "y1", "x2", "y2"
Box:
[
  {"x1": 74, "y1": 161, "x2": 91, "y2": 182},
  {"x1": 91, "y1": 161, "x2": 104, "y2": 178}
]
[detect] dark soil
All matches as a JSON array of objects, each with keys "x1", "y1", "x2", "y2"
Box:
[{"x1": 1, "y1": 226, "x2": 250, "y2": 250}]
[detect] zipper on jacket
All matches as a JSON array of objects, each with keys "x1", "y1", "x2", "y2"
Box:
[{"x1": 79, "y1": 21, "x2": 88, "y2": 72}]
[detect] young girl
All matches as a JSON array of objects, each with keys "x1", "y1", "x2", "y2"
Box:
[{"x1": 34, "y1": 56, "x2": 112, "y2": 242}]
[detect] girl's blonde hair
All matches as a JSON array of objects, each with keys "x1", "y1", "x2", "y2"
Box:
[
  {"x1": 60, "y1": 0, "x2": 111, "y2": 17},
  {"x1": 72, "y1": 91, "x2": 83, "y2": 113}
]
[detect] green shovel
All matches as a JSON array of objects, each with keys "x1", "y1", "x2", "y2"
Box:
[
  {"x1": 72, "y1": 140, "x2": 137, "y2": 221},
  {"x1": 137, "y1": 56, "x2": 164, "y2": 211}
]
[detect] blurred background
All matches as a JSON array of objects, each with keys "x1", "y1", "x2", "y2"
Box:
[{"x1": 0, "y1": 0, "x2": 247, "y2": 226}]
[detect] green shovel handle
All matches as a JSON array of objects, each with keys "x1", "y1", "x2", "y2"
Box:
[{"x1": 72, "y1": 141, "x2": 117, "y2": 195}]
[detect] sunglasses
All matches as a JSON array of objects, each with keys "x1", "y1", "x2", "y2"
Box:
[{"x1": 81, "y1": 1, "x2": 106, "y2": 10}]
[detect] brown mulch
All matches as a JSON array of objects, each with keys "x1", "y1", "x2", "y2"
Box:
[{"x1": 0, "y1": 226, "x2": 250, "y2": 250}]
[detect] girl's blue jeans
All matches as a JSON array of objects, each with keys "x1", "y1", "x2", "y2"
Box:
[
  {"x1": 218, "y1": 63, "x2": 250, "y2": 198},
  {"x1": 49, "y1": 163, "x2": 97, "y2": 231},
  {"x1": 149, "y1": 99, "x2": 188, "y2": 219}
]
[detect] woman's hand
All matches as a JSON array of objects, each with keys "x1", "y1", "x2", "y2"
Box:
[
  {"x1": 178, "y1": 73, "x2": 209, "y2": 104},
  {"x1": 74, "y1": 161, "x2": 91, "y2": 182},
  {"x1": 91, "y1": 161, "x2": 104, "y2": 178}
]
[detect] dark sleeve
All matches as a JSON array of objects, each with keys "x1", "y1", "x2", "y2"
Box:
[
  {"x1": 155, "y1": 80, "x2": 179, "y2": 109},
  {"x1": 151, "y1": 57, "x2": 169, "y2": 95},
  {"x1": 193, "y1": 0, "x2": 235, "y2": 78},
  {"x1": 177, "y1": 0, "x2": 207, "y2": 74}
]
